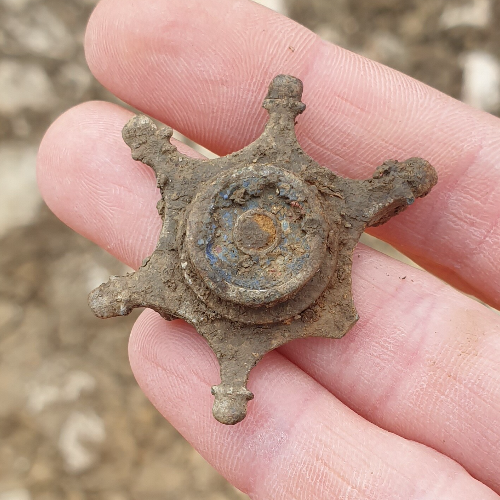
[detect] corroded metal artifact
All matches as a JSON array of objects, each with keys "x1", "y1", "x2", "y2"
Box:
[{"x1": 89, "y1": 75, "x2": 437, "y2": 425}]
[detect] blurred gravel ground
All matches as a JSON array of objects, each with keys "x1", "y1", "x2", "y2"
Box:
[{"x1": 0, "y1": 0, "x2": 499, "y2": 499}]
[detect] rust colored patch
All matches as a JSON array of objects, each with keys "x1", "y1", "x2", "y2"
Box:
[
  {"x1": 236, "y1": 213, "x2": 277, "y2": 252},
  {"x1": 253, "y1": 214, "x2": 276, "y2": 243}
]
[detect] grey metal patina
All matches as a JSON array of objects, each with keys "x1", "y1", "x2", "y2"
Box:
[{"x1": 89, "y1": 75, "x2": 438, "y2": 425}]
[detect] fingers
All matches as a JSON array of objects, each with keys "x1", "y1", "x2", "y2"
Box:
[
  {"x1": 37, "y1": 102, "x2": 500, "y2": 491},
  {"x1": 128, "y1": 310, "x2": 499, "y2": 500},
  {"x1": 280, "y1": 246, "x2": 500, "y2": 493},
  {"x1": 85, "y1": 0, "x2": 500, "y2": 307}
]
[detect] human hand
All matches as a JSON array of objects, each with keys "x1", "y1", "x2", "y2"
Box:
[{"x1": 37, "y1": 0, "x2": 500, "y2": 498}]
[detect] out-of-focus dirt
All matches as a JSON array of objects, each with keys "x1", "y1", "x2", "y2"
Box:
[
  {"x1": 0, "y1": 0, "x2": 499, "y2": 498},
  {"x1": 290, "y1": 0, "x2": 500, "y2": 110}
]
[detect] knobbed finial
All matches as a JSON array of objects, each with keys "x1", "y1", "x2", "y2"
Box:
[{"x1": 263, "y1": 74, "x2": 306, "y2": 115}]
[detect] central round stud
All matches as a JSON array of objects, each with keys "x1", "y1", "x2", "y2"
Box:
[
  {"x1": 184, "y1": 164, "x2": 329, "y2": 308},
  {"x1": 233, "y1": 209, "x2": 280, "y2": 255}
]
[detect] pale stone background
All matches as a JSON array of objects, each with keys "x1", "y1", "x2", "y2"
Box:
[{"x1": 0, "y1": 0, "x2": 499, "y2": 499}]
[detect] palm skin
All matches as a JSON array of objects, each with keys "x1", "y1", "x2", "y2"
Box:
[{"x1": 37, "y1": 0, "x2": 500, "y2": 498}]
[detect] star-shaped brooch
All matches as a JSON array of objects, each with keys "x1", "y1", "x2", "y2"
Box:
[{"x1": 89, "y1": 75, "x2": 437, "y2": 425}]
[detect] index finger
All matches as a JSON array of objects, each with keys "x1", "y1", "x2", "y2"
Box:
[{"x1": 85, "y1": 0, "x2": 500, "y2": 307}]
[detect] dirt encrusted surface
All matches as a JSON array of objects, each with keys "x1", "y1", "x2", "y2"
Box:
[
  {"x1": 89, "y1": 88, "x2": 436, "y2": 426},
  {"x1": 1, "y1": 0, "x2": 499, "y2": 498}
]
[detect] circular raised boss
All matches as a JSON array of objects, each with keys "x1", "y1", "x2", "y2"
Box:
[{"x1": 185, "y1": 164, "x2": 328, "y2": 307}]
